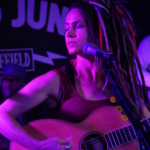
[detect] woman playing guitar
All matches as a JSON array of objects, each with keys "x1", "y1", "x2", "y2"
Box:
[{"x1": 0, "y1": 0, "x2": 149, "y2": 149}]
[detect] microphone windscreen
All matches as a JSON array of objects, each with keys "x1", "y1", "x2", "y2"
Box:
[{"x1": 82, "y1": 42, "x2": 96, "y2": 55}]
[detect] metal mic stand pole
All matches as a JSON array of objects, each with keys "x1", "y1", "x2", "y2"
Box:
[{"x1": 102, "y1": 60, "x2": 150, "y2": 150}]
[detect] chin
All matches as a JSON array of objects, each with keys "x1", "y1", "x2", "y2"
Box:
[
  {"x1": 68, "y1": 48, "x2": 81, "y2": 55},
  {"x1": 68, "y1": 50, "x2": 77, "y2": 55}
]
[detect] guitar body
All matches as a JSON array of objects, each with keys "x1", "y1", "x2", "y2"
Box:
[{"x1": 10, "y1": 107, "x2": 139, "y2": 150}]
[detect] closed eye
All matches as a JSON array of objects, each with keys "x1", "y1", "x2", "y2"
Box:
[{"x1": 64, "y1": 21, "x2": 86, "y2": 32}]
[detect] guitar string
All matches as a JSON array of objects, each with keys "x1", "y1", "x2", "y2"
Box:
[
  {"x1": 81, "y1": 138, "x2": 111, "y2": 147},
  {"x1": 79, "y1": 129, "x2": 138, "y2": 147},
  {"x1": 80, "y1": 137, "x2": 114, "y2": 147},
  {"x1": 80, "y1": 135, "x2": 127, "y2": 148},
  {"x1": 71, "y1": 131, "x2": 140, "y2": 149},
  {"x1": 83, "y1": 133, "x2": 130, "y2": 144},
  {"x1": 79, "y1": 120, "x2": 150, "y2": 147}
]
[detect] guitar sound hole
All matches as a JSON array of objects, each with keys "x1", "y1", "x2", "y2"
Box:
[{"x1": 80, "y1": 131, "x2": 107, "y2": 150}]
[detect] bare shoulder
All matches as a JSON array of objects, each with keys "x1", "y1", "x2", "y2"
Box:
[
  {"x1": 38, "y1": 69, "x2": 62, "y2": 95},
  {"x1": 32, "y1": 69, "x2": 60, "y2": 87}
]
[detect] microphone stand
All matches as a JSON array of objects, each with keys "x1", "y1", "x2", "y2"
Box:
[{"x1": 102, "y1": 60, "x2": 150, "y2": 149}]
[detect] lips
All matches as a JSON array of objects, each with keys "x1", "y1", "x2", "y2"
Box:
[
  {"x1": 67, "y1": 41, "x2": 77, "y2": 47},
  {"x1": 68, "y1": 41, "x2": 77, "y2": 45}
]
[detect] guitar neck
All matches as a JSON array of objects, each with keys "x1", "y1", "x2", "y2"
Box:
[{"x1": 105, "y1": 117, "x2": 150, "y2": 149}]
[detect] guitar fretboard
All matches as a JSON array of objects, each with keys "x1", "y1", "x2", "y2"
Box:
[{"x1": 105, "y1": 118, "x2": 150, "y2": 148}]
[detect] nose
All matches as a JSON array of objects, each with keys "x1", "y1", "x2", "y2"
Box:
[
  {"x1": 5, "y1": 80, "x2": 12, "y2": 87},
  {"x1": 6, "y1": 81, "x2": 11, "y2": 87},
  {"x1": 66, "y1": 26, "x2": 76, "y2": 37}
]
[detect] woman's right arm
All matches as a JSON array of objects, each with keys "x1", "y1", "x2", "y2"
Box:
[{"x1": 0, "y1": 70, "x2": 70, "y2": 149}]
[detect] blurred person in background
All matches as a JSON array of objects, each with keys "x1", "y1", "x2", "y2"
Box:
[
  {"x1": 137, "y1": 35, "x2": 150, "y2": 101},
  {"x1": 0, "y1": 63, "x2": 26, "y2": 150}
]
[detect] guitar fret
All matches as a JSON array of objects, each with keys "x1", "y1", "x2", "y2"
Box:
[
  {"x1": 117, "y1": 130, "x2": 124, "y2": 144},
  {"x1": 112, "y1": 131, "x2": 119, "y2": 146},
  {"x1": 129, "y1": 126, "x2": 136, "y2": 139},
  {"x1": 132, "y1": 126, "x2": 138, "y2": 138},
  {"x1": 127, "y1": 126, "x2": 132, "y2": 140},
  {"x1": 123, "y1": 128, "x2": 128, "y2": 141},
  {"x1": 124, "y1": 127, "x2": 132, "y2": 141},
  {"x1": 109, "y1": 132, "x2": 116, "y2": 147},
  {"x1": 120, "y1": 128, "x2": 127, "y2": 143},
  {"x1": 114, "y1": 131, "x2": 120, "y2": 145},
  {"x1": 105, "y1": 134, "x2": 113, "y2": 148}
]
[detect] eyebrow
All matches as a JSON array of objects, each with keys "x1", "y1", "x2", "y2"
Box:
[{"x1": 65, "y1": 20, "x2": 86, "y2": 25}]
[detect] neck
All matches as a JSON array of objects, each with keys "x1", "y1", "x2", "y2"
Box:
[{"x1": 75, "y1": 55, "x2": 98, "y2": 82}]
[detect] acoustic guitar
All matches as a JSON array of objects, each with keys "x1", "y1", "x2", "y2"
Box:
[{"x1": 10, "y1": 106, "x2": 149, "y2": 150}]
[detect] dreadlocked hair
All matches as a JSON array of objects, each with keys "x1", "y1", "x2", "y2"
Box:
[{"x1": 69, "y1": 0, "x2": 150, "y2": 117}]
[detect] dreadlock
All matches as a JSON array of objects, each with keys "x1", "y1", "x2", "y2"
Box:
[{"x1": 69, "y1": 0, "x2": 150, "y2": 117}]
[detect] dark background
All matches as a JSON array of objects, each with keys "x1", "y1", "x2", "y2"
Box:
[
  {"x1": 0, "y1": 0, "x2": 150, "y2": 83},
  {"x1": 125, "y1": 0, "x2": 150, "y2": 45}
]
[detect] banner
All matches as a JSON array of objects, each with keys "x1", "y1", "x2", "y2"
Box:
[
  {"x1": 0, "y1": 0, "x2": 149, "y2": 82},
  {"x1": 0, "y1": 0, "x2": 80, "y2": 82}
]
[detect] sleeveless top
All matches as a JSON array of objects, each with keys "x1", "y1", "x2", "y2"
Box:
[{"x1": 39, "y1": 68, "x2": 115, "y2": 123}]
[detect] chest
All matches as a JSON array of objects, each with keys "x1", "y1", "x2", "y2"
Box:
[
  {"x1": 55, "y1": 92, "x2": 114, "y2": 122},
  {"x1": 75, "y1": 79, "x2": 111, "y2": 100}
]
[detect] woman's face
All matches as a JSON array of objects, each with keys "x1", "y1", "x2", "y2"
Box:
[{"x1": 65, "y1": 8, "x2": 91, "y2": 55}]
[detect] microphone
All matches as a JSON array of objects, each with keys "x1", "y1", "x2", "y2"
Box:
[{"x1": 82, "y1": 42, "x2": 117, "y2": 60}]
